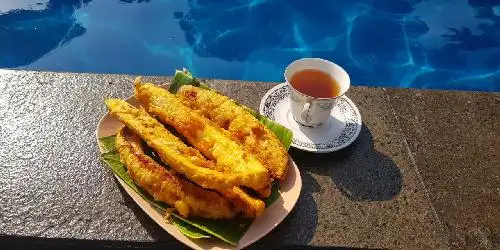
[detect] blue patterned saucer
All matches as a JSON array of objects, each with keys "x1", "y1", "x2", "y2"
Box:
[{"x1": 259, "y1": 83, "x2": 362, "y2": 153}]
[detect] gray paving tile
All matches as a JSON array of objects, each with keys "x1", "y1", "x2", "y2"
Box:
[
  {"x1": 3, "y1": 70, "x2": 493, "y2": 249},
  {"x1": 251, "y1": 87, "x2": 448, "y2": 249},
  {"x1": 385, "y1": 88, "x2": 500, "y2": 249}
]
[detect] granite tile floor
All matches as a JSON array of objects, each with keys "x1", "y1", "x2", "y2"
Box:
[
  {"x1": 385, "y1": 89, "x2": 500, "y2": 249},
  {"x1": 0, "y1": 70, "x2": 498, "y2": 249}
]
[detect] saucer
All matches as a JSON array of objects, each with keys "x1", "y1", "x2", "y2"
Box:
[{"x1": 259, "y1": 83, "x2": 362, "y2": 153}]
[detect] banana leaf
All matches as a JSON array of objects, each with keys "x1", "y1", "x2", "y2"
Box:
[{"x1": 170, "y1": 69, "x2": 293, "y2": 150}]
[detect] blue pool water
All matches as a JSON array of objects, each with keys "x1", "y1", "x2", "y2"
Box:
[{"x1": 0, "y1": 0, "x2": 499, "y2": 91}]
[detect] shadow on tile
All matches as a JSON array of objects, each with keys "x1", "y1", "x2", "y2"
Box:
[
  {"x1": 0, "y1": 235, "x2": 371, "y2": 250},
  {"x1": 290, "y1": 124, "x2": 402, "y2": 201},
  {"x1": 248, "y1": 172, "x2": 320, "y2": 248},
  {"x1": 0, "y1": 235, "x2": 184, "y2": 250}
]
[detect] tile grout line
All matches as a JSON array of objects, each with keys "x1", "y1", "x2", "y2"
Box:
[{"x1": 381, "y1": 88, "x2": 451, "y2": 248}]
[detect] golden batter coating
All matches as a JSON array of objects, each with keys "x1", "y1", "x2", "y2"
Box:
[
  {"x1": 177, "y1": 85, "x2": 289, "y2": 181},
  {"x1": 134, "y1": 82, "x2": 270, "y2": 191},
  {"x1": 115, "y1": 128, "x2": 235, "y2": 219},
  {"x1": 220, "y1": 187, "x2": 265, "y2": 218},
  {"x1": 106, "y1": 99, "x2": 262, "y2": 190}
]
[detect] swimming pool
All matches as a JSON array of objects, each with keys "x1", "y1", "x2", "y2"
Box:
[{"x1": 1, "y1": 0, "x2": 499, "y2": 91}]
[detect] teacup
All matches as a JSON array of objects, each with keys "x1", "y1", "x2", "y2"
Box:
[{"x1": 285, "y1": 58, "x2": 350, "y2": 127}]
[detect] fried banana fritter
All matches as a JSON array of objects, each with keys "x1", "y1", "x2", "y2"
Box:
[
  {"x1": 220, "y1": 187, "x2": 265, "y2": 218},
  {"x1": 115, "y1": 128, "x2": 235, "y2": 219},
  {"x1": 177, "y1": 85, "x2": 289, "y2": 181},
  {"x1": 107, "y1": 100, "x2": 265, "y2": 218},
  {"x1": 106, "y1": 99, "x2": 261, "y2": 190},
  {"x1": 134, "y1": 82, "x2": 270, "y2": 191}
]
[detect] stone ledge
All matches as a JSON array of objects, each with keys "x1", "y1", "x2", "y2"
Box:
[{"x1": 0, "y1": 70, "x2": 498, "y2": 249}]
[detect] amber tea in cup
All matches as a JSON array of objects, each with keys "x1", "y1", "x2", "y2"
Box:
[
  {"x1": 285, "y1": 58, "x2": 350, "y2": 127},
  {"x1": 290, "y1": 69, "x2": 341, "y2": 98}
]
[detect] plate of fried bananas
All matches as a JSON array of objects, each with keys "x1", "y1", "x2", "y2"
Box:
[{"x1": 96, "y1": 69, "x2": 302, "y2": 250}]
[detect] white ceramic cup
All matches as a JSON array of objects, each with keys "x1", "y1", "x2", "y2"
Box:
[{"x1": 285, "y1": 58, "x2": 350, "y2": 127}]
